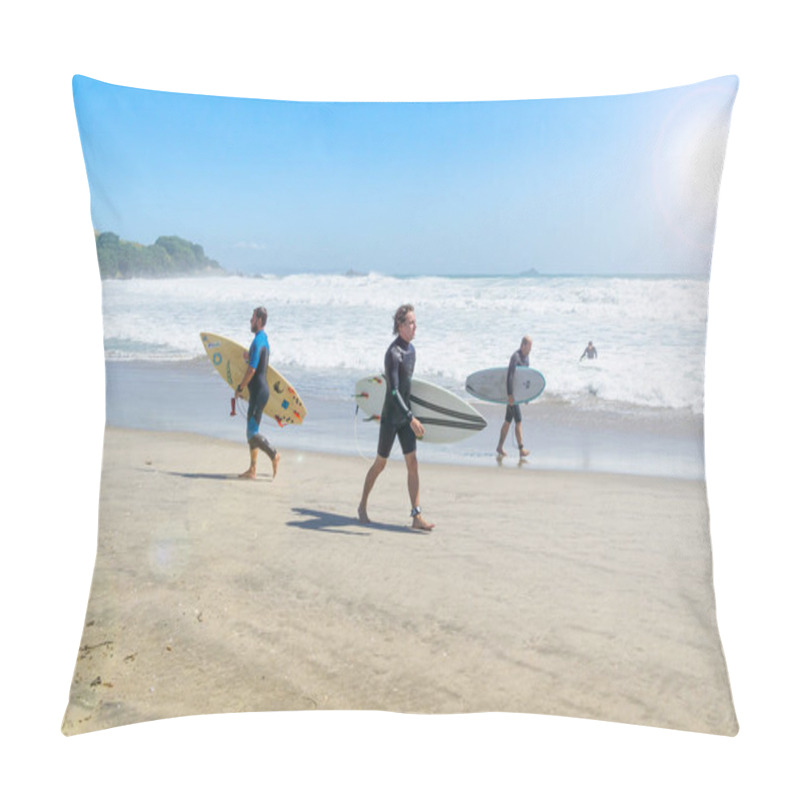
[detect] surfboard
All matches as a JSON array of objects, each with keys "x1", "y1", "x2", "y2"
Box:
[
  {"x1": 465, "y1": 366, "x2": 546, "y2": 404},
  {"x1": 200, "y1": 332, "x2": 307, "y2": 426},
  {"x1": 355, "y1": 375, "x2": 487, "y2": 444}
]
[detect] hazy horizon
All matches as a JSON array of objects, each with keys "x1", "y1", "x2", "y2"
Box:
[{"x1": 90, "y1": 253, "x2": 711, "y2": 281}]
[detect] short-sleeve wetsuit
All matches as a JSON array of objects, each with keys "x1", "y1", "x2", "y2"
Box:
[
  {"x1": 377, "y1": 335, "x2": 417, "y2": 458},
  {"x1": 505, "y1": 347, "x2": 530, "y2": 424},
  {"x1": 246, "y1": 329, "x2": 276, "y2": 458}
]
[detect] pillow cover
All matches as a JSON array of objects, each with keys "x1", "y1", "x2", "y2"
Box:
[{"x1": 63, "y1": 75, "x2": 738, "y2": 735}]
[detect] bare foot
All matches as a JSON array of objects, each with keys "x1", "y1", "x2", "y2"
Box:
[
  {"x1": 496, "y1": 447, "x2": 507, "y2": 458},
  {"x1": 238, "y1": 469, "x2": 257, "y2": 480},
  {"x1": 519, "y1": 448, "x2": 530, "y2": 457},
  {"x1": 357, "y1": 505, "x2": 371, "y2": 524},
  {"x1": 411, "y1": 515, "x2": 435, "y2": 532},
  {"x1": 271, "y1": 452, "x2": 280, "y2": 479}
]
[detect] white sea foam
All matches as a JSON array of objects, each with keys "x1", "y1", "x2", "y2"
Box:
[{"x1": 101, "y1": 272, "x2": 709, "y2": 413}]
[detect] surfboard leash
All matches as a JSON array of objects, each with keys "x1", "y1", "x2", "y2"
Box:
[
  {"x1": 229, "y1": 395, "x2": 247, "y2": 418},
  {"x1": 353, "y1": 403, "x2": 371, "y2": 461}
]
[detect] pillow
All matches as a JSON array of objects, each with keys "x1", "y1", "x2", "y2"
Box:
[{"x1": 63, "y1": 75, "x2": 738, "y2": 736}]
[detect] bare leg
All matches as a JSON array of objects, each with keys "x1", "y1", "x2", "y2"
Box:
[
  {"x1": 405, "y1": 451, "x2": 434, "y2": 530},
  {"x1": 406, "y1": 451, "x2": 421, "y2": 508},
  {"x1": 515, "y1": 422, "x2": 530, "y2": 457},
  {"x1": 247, "y1": 434, "x2": 279, "y2": 479},
  {"x1": 358, "y1": 456, "x2": 386, "y2": 523},
  {"x1": 239, "y1": 448, "x2": 258, "y2": 479},
  {"x1": 497, "y1": 421, "x2": 510, "y2": 457}
]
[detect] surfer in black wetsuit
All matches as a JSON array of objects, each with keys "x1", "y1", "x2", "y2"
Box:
[
  {"x1": 235, "y1": 306, "x2": 280, "y2": 479},
  {"x1": 358, "y1": 304, "x2": 435, "y2": 531},
  {"x1": 580, "y1": 341, "x2": 598, "y2": 361},
  {"x1": 497, "y1": 335, "x2": 532, "y2": 460}
]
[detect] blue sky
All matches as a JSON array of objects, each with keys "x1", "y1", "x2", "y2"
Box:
[{"x1": 73, "y1": 75, "x2": 737, "y2": 276}]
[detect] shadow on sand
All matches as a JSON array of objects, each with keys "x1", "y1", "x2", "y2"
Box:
[
  {"x1": 288, "y1": 507, "x2": 424, "y2": 536},
  {"x1": 157, "y1": 470, "x2": 279, "y2": 482}
]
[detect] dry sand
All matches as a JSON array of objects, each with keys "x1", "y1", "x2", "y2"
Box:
[{"x1": 62, "y1": 427, "x2": 737, "y2": 735}]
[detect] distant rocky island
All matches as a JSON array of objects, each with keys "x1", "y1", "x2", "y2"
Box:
[{"x1": 95, "y1": 231, "x2": 226, "y2": 279}]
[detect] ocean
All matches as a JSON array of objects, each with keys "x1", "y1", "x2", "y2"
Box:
[{"x1": 101, "y1": 272, "x2": 708, "y2": 479}]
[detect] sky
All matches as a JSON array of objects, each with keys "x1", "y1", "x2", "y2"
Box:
[{"x1": 72, "y1": 75, "x2": 738, "y2": 276}]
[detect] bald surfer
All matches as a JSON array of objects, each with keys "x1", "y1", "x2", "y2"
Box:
[
  {"x1": 497, "y1": 335, "x2": 532, "y2": 459},
  {"x1": 235, "y1": 306, "x2": 280, "y2": 479},
  {"x1": 358, "y1": 304, "x2": 434, "y2": 531}
]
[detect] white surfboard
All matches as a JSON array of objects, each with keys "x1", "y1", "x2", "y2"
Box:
[
  {"x1": 355, "y1": 375, "x2": 487, "y2": 444},
  {"x1": 465, "y1": 366, "x2": 546, "y2": 404},
  {"x1": 200, "y1": 332, "x2": 307, "y2": 426}
]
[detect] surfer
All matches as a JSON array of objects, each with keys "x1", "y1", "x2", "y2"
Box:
[
  {"x1": 497, "y1": 335, "x2": 532, "y2": 459},
  {"x1": 580, "y1": 341, "x2": 598, "y2": 360},
  {"x1": 235, "y1": 306, "x2": 280, "y2": 479},
  {"x1": 357, "y1": 304, "x2": 435, "y2": 531}
]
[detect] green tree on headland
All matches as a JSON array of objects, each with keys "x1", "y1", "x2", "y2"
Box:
[{"x1": 95, "y1": 231, "x2": 226, "y2": 278}]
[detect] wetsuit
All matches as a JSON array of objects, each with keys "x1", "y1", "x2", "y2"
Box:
[
  {"x1": 246, "y1": 329, "x2": 276, "y2": 459},
  {"x1": 505, "y1": 347, "x2": 529, "y2": 423},
  {"x1": 377, "y1": 335, "x2": 417, "y2": 458}
]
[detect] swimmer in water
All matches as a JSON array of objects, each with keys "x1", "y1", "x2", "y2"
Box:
[{"x1": 580, "y1": 341, "x2": 598, "y2": 360}]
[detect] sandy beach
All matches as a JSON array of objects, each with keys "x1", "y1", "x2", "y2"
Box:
[{"x1": 62, "y1": 426, "x2": 737, "y2": 736}]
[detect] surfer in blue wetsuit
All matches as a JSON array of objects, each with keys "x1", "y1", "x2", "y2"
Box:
[
  {"x1": 235, "y1": 306, "x2": 280, "y2": 480},
  {"x1": 497, "y1": 335, "x2": 532, "y2": 460},
  {"x1": 358, "y1": 304, "x2": 435, "y2": 531}
]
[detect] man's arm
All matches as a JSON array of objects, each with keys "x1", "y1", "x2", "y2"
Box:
[
  {"x1": 236, "y1": 365, "x2": 255, "y2": 396},
  {"x1": 386, "y1": 348, "x2": 413, "y2": 420},
  {"x1": 506, "y1": 353, "x2": 518, "y2": 404},
  {"x1": 237, "y1": 345, "x2": 257, "y2": 395},
  {"x1": 385, "y1": 347, "x2": 424, "y2": 436}
]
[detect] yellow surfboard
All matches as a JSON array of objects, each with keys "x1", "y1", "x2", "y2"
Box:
[{"x1": 200, "y1": 332, "x2": 307, "y2": 427}]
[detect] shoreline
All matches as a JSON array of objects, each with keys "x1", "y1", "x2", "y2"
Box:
[
  {"x1": 63, "y1": 426, "x2": 735, "y2": 736},
  {"x1": 105, "y1": 359, "x2": 706, "y2": 480}
]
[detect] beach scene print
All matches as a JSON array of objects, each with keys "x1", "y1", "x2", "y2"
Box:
[{"x1": 64, "y1": 76, "x2": 738, "y2": 735}]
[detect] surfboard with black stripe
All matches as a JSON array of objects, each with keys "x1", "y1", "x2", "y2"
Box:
[{"x1": 355, "y1": 375, "x2": 487, "y2": 444}]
